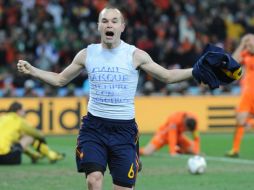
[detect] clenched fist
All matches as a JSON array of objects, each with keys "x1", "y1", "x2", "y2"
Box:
[{"x1": 17, "y1": 60, "x2": 33, "y2": 75}]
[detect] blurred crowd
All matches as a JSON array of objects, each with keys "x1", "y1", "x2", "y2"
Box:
[{"x1": 0, "y1": 0, "x2": 253, "y2": 97}]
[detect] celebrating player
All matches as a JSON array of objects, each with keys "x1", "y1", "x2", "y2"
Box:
[{"x1": 15, "y1": 4, "x2": 237, "y2": 190}]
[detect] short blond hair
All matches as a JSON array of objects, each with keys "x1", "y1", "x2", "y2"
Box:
[{"x1": 98, "y1": 5, "x2": 125, "y2": 24}]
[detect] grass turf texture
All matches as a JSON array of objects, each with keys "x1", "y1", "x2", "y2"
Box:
[{"x1": 1, "y1": 133, "x2": 254, "y2": 190}]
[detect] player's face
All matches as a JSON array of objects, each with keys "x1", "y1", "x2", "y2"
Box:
[{"x1": 98, "y1": 9, "x2": 125, "y2": 47}]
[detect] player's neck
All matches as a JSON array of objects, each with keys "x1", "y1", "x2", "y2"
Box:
[{"x1": 102, "y1": 40, "x2": 121, "y2": 49}]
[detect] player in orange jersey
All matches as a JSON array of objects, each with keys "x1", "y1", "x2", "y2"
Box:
[
  {"x1": 226, "y1": 34, "x2": 254, "y2": 158},
  {"x1": 140, "y1": 112, "x2": 200, "y2": 156}
]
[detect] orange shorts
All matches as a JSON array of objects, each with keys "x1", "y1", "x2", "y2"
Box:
[
  {"x1": 151, "y1": 133, "x2": 193, "y2": 153},
  {"x1": 237, "y1": 92, "x2": 254, "y2": 114}
]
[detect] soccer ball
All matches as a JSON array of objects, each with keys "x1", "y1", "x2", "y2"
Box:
[{"x1": 187, "y1": 155, "x2": 207, "y2": 174}]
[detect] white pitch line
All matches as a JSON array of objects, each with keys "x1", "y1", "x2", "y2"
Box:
[
  {"x1": 154, "y1": 153, "x2": 254, "y2": 165},
  {"x1": 203, "y1": 156, "x2": 254, "y2": 165}
]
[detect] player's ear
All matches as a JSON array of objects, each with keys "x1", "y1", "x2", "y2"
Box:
[{"x1": 120, "y1": 23, "x2": 125, "y2": 32}]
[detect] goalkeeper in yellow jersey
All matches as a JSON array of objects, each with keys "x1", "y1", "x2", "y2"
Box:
[{"x1": 0, "y1": 101, "x2": 65, "y2": 165}]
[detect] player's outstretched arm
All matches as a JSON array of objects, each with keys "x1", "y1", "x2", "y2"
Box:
[
  {"x1": 133, "y1": 49, "x2": 193, "y2": 84},
  {"x1": 17, "y1": 49, "x2": 86, "y2": 87}
]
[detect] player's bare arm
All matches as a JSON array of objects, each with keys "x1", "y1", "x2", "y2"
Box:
[
  {"x1": 17, "y1": 49, "x2": 86, "y2": 87},
  {"x1": 133, "y1": 49, "x2": 193, "y2": 83},
  {"x1": 232, "y1": 36, "x2": 248, "y2": 62}
]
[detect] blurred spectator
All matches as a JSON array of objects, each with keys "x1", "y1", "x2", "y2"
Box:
[
  {"x1": 142, "y1": 81, "x2": 155, "y2": 96},
  {"x1": 65, "y1": 83, "x2": 76, "y2": 97},
  {"x1": 82, "y1": 79, "x2": 90, "y2": 96},
  {"x1": 2, "y1": 74, "x2": 16, "y2": 97},
  {"x1": 34, "y1": 32, "x2": 59, "y2": 70},
  {"x1": 1, "y1": 0, "x2": 254, "y2": 96},
  {"x1": 44, "y1": 84, "x2": 58, "y2": 97},
  {"x1": 23, "y1": 79, "x2": 38, "y2": 97}
]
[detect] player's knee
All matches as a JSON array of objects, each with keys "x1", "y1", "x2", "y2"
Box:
[
  {"x1": 140, "y1": 147, "x2": 152, "y2": 156},
  {"x1": 236, "y1": 117, "x2": 246, "y2": 126},
  {"x1": 19, "y1": 135, "x2": 34, "y2": 149},
  {"x1": 86, "y1": 171, "x2": 103, "y2": 188},
  {"x1": 236, "y1": 113, "x2": 249, "y2": 125},
  {"x1": 141, "y1": 144, "x2": 156, "y2": 156}
]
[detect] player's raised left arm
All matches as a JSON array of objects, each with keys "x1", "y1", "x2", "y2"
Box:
[
  {"x1": 232, "y1": 34, "x2": 254, "y2": 62},
  {"x1": 133, "y1": 49, "x2": 193, "y2": 83}
]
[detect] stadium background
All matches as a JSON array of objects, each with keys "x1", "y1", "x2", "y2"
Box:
[
  {"x1": 0, "y1": 0, "x2": 254, "y2": 134},
  {"x1": 0, "y1": 96, "x2": 240, "y2": 134},
  {"x1": 0, "y1": 0, "x2": 252, "y2": 133},
  {"x1": 1, "y1": 0, "x2": 253, "y2": 97},
  {"x1": 1, "y1": 1, "x2": 254, "y2": 190}
]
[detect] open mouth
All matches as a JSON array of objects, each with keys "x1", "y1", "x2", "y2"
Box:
[{"x1": 105, "y1": 31, "x2": 114, "y2": 38}]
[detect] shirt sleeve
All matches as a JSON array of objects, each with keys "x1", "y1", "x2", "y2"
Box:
[{"x1": 167, "y1": 123, "x2": 177, "y2": 155}]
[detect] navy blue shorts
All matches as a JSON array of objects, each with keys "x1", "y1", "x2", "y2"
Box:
[
  {"x1": 0, "y1": 143, "x2": 23, "y2": 165},
  {"x1": 76, "y1": 113, "x2": 140, "y2": 188}
]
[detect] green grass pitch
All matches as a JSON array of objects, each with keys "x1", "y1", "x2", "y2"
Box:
[{"x1": 1, "y1": 133, "x2": 254, "y2": 190}]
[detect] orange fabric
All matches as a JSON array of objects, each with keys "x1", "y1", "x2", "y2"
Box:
[
  {"x1": 236, "y1": 51, "x2": 254, "y2": 114},
  {"x1": 232, "y1": 125, "x2": 244, "y2": 153},
  {"x1": 237, "y1": 92, "x2": 254, "y2": 113},
  {"x1": 177, "y1": 135, "x2": 193, "y2": 153},
  {"x1": 232, "y1": 51, "x2": 254, "y2": 153},
  {"x1": 150, "y1": 112, "x2": 200, "y2": 155},
  {"x1": 246, "y1": 118, "x2": 254, "y2": 127},
  {"x1": 231, "y1": 117, "x2": 254, "y2": 153},
  {"x1": 167, "y1": 124, "x2": 177, "y2": 154},
  {"x1": 240, "y1": 51, "x2": 254, "y2": 94}
]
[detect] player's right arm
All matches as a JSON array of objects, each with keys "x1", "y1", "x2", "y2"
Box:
[{"x1": 17, "y1": 49, "x2": 87, "y2": 87}]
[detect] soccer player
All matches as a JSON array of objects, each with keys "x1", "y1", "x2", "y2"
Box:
[
  {"x1": 0, "y1": 102, "x2": 65, "y2": 165},
  {"x1": 17, "y1": 5, "x2": 198, "y2": 190},
  {"x1": 140, "y1": 112, "x2": 200, "y2": 156},
  {"x1": 226, "y1": 34, "x2": 254, "y2": 158}
]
